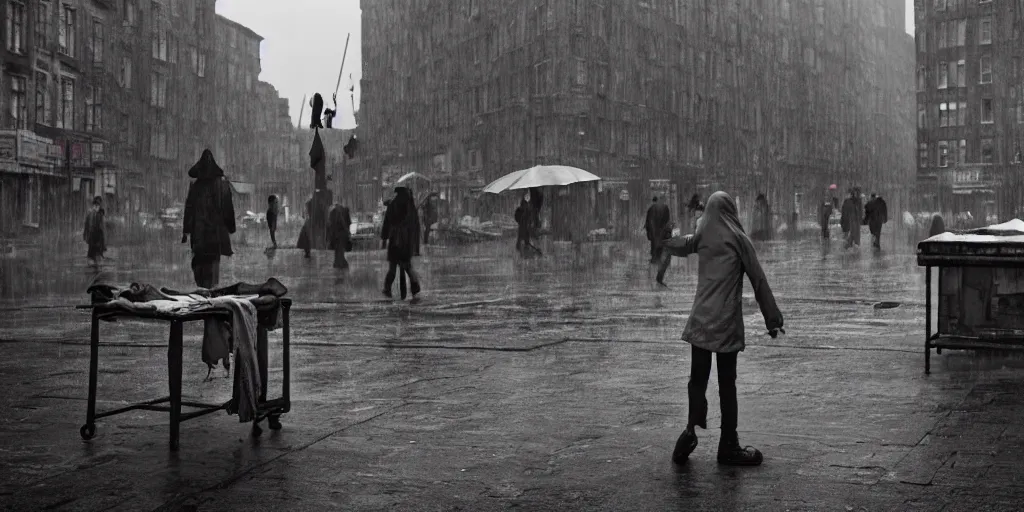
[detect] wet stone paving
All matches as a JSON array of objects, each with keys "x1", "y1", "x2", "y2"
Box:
[{"x1": 2, "y1": 235, "x2": 1024, "y2": 511}]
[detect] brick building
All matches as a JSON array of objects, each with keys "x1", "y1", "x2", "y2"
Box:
[
  {"x1": 358, "y1": 0, "x2": 915, "y2": 229},
  {"x1": 0, "y1": 0, "x2": 300, "y2": 235},
  {"x1": 914, "y1": 0, "x2": 1024, "y2": 219}
]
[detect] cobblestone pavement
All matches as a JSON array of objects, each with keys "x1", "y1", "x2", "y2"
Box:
[{"x1": 1, "y1": 237, "x2": 1023, "y2": 511}]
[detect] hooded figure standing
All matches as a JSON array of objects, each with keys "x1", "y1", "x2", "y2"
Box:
[
  {"x1": 327, "y1": 203, "x2": 352, "y2": 269},
  {"x1": 182, "y1": 149, "x2": 236, "y2": 288},
  {"x1": 655, "y1": 192, "x2": 783, "y2": 466},
  {"x1": 644, "y1": 196, "x2": 672, "y2": 264},
  {"x1": 751, "y1": 193, "x2": 772, "y2": 241},
  {"x1": 818, "y1": 193, "x2": 835, "y2": 240},
  {"x1": 840, "y1": 188, "x2": 862, "y2": 249},
  {"x1": 863, "y1": 193, "x2": 888, "y2": 250},
  {"x1": 381, "y1": 187, "x2": 422, "y2": 299},
  {"x1": 83, "y1": 196, "x2": 106, "y2": 265}
]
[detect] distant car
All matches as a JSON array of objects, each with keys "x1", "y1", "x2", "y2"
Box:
[{"x1": 239, "y1": 211, "x2": 265, "y2": 229}]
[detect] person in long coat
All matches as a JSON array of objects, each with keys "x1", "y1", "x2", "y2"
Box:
[
  {"x1": 818, "y1": 193, "x2": 835, "y2": 240},
  {"x1": 182, "y1": 149, "x2": 236, "y2": 288},
  {"x1": 381, "y1": 187, "x2": 421, "y2": 299},
  {"x1": 839, "y1": 188, "x2": 862, "y2": 249},
  {"x1": 751, "y1": 193, "x2": 771, "y2": 241},
  {"x1": 655, "y1": 191, "x2": 784, "y2": 466},
  {"x1": 863, "y1": 193, "x2": 888, "y2": 250},
  {"x1": 83, "y1": 196, "x2": 106, "y2": 265},
  {"x1": 929, "y1": 214, "x2": 946, "y2": 237},
  {"x1": 644, "y1": 196, "x2": 672, "y2": 263},
  {"x1": 515, "y1": 196, "x2": 536, "y2": 257},
  {"x1": 327, "y1": 203, "x2": 352, "y2": 269}
]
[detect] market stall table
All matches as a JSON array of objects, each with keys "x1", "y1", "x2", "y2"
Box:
[
  {"x1": 917, "y1": 219, "x2": 1024, "y2": 374},
  {"x1": 75, "y1": 297, "x2": 292, "y2": 451}
]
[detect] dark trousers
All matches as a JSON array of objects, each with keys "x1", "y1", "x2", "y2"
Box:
[
  {"x1": 268, "y1": 225, "x2": 277, "y2": 247},
  {"x1": 649, "y1": 238, "x2": 663, "y2": 263},
  {"x1": 333, "y1": 244, "x2": 349, "y2": 269},
  {"x1": 385, "y1": 259, "x2": 420, "y2": 296},
  {"x1": 870, "y1": 231, "x2": 881, "y2": 249},
  {"x1": 821, "y1": 223, "x2": 829, "y2": 239},
  {"x1": 423, "y1": 225, "x2": 432, "y2": 245},
  {"x1": 687, "y1": 345, "x2": 738, "y2": 435}
]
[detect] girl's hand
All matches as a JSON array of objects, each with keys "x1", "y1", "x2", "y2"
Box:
[{"x1": 768, "y1": 328, "x2": 785, "y2": 339}]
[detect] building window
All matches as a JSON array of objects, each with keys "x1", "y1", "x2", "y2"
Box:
[
  {"x1": 958, "y1": 101, "x2": 966, "y2": 125},
  {"x1": 34, "y1": 71, "x2": 50, "y2": 126},
  {"x1": 1018, "y1": 105, "x2": 1024, "y2": 124},
  {"x1": 939, "y1": 102, "x2": 949, "y2": 127},
  {"x1": 7, "y1": 1, "x2": 26, "y2": 54},
  {"x1": 149, "y1": 129, "x2": 167, "y2": 158},
  {"x1": 151, "y1": 28, "x2": 167, "y2": 60},
  {"x1": 197, "y1": 52, "x2": 206, "y2": 77},
  {"x1": 22, "y1": 176, "x2": 40, "y2": 227},
  {"x1": 917, "y1": 66, "x2": 925, "y2": 91},
  {"x1": 917, "y1": 30, "x2": 926, "y2": 53},
  {"x1": 90, "y1": 18, "x2": 103, "y2": 64},
  {"x1": 957, "y1": 20, "x2": 966, "y2": 46},
  {"x1": 123, "y1": 0, "x2": 136, "y2": 27},
  {"x1": 918, "y1": 104, "x2": 926, "y2": 129},
  {"x1": 979, "y1": 17, "x2": 992, "y2": 45},
  {"x1": 58, "y1": 4, "x2": 76, "y2": 57},
  {"x1": 958, "y1": 139, "x2": 967, "y2": 165},
  {"x1": 119, "y1": 56, "x2": 131, "y2": 88},
  {"x1": 149, "y1": 72, "x2": 166, "y2": 107},
  {"x1": 36, "y1": 1, "x2": 50, "y2": 49},
  {"x1": 980, "y1": 56, "x2": 992, "y2": 84},
  {"x1": 10, "y1": 75, "x2": 27, "y2": 129},
  {"x1": 938, "y1": 62, "x2": 948, "y2": 89},
  {"x1": 980, "y1": 138, "x2": 994, "y2": 164},
  {"x1": 936, "y1": 0, "x2": 945, "y2": 11},
  {"x1": 170, "y1": 0, "x2": 179, "y2": 17},
  {"x1": 949, "y1": 61, "x2": 959, "y2": 89},
  {"x1": 981, "y1": 99, "x2": 994, "y2": 124},
  {"x1": 575, "y1": 59, "x2": 587, "y2": 86},
  {"x1": 938, "y1": 141, "x2": 949, "y2": 167},
  {"x1": 57, "y1": 76, "x2": 73, "y2": 129},
  {"x1": 919, "y1": 143, "x2": 929, "y2": 168},
  {"x1": 949, "y1": 102, "x2": 958, "y2": 126},
  {"x1": 957, "y1": 60, "x2": 966, "y2": 87},
  {"x1": 85, "y1": 85, "x2": 101, "y2": 131}
]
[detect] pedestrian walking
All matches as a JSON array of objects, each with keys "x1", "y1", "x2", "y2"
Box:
[
  {"x1": 644, "y1": 196, "x2": 672, "y2": 264},
  {"x1": 656, "y1": 191, "x2": 784, "y2": 466},
  {"x1": 863, "y1": 193, "x2": 888, "y2": 250},
  {"x1": 182, "y1": 149, "x2": 236, "y2": 288},
  {"x1": 515, "y1": 195, "x2": 541, "y2": 257},
  {"x1": 298, "y1": 198, "x2": 312, "y2": 258},
  {"x1": 83, "y1": 196, "x2": 106, "y2": 266},
  {"x1": 327, "y1": 203, "x2": 352, "y2": 269},
  {"x1": 840, "y1": 188, "x2": 862, "y2": 249},
  {"x1": 818, "y1": 193, "x2": 835, "y2": 240},
  {"x1": 266, "y1": 195, "x2": 279, "y2": 248},
  {"x1": 381, "y1": 187, "x2": 422, "y2": 300}
]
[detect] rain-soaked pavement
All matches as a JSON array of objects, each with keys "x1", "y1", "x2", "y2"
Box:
[{"x1": 2, "y1": 229, "x2": 1024, "y2": 511}]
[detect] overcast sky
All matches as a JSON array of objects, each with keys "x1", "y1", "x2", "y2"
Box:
[{"x1": 215, "y1": 0, "x2": 916, "y2": 131}]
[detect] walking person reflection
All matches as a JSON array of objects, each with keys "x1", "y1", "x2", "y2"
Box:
[{"x1": 655, "y1": 192, "x2": 784, "y2": 466}]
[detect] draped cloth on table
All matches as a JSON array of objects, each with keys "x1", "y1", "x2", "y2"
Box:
[{"x1": 660, "y1": 191, "x2": 783, "y2": 353}]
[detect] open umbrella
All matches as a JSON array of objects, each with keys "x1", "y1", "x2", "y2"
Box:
[
  {"x1": 396, "y1": 172, "x2": 431, "y2": 185},
  {"x1": 482, "y1": 165, "x2": 600, "y2": 194}
]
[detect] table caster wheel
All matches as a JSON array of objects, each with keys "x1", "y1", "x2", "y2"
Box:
[
  {"x1": 252, "y1": 423, "x2": 263, "y2": 437},
  {"x1": 80, "y1": 424, "x2": 96, "y2": 440},
  {"x1": 268, "y1": 415, "x2": 282, "y2": 430}
]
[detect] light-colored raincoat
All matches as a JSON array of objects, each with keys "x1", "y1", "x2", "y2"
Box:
[{"x1": 661, "y1": 191, "x2": 783, "y2": 353}]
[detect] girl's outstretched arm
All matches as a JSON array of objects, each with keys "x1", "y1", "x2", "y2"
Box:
[
  {"x1": 739, "y1": 238, "x2": 784, "y2": 331},
  {"x1": 655, "y1": 234, "x2": 697, "y2": 284}
]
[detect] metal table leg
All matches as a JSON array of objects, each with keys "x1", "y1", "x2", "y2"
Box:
[
  {"x1": 925, "y1": 266, "x2": 932, "y2": 375},
  {"x1": 168, "y1": 320, "x2": 184, "y2": 451},
  {"x1": 81, "y1": 310, "x2": 100, "y2": 440}
]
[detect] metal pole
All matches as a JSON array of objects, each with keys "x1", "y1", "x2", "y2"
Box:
[{"x1": 334, "y1": 34, "x2": 351, "y2": 99}]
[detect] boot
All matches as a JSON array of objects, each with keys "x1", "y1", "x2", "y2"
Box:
[
  {"x1": 672, "y1": 426, "x2": 698, "y2": 464},
  {"x1": 717, "y1": 431, "x2": 763, "y2": 466}
]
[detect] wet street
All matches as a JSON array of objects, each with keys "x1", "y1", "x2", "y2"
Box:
[{"x1": 2, "y1": 234, "x2": 1024, "y2": 511}]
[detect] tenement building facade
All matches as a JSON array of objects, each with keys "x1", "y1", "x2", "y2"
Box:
[
  {"x1": 359, "y1": 0, "x2": 914, "y2": 228},
  {"x1": 0, "y1": 0, "x2": 297, "y2": 235},
  {"x1": 915, "y1": 0, "x2": 1024, "y2": 219}
]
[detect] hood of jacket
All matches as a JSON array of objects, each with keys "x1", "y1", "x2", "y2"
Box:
[{"x1": 188, "y1": 149, "x2": 225, "y2": 180}]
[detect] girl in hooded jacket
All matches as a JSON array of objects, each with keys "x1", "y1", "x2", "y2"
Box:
[{"x1": 656, "y1": 191, "x2": 784, "y2": 466}]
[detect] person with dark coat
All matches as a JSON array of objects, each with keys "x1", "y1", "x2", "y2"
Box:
[
  {"x1": 644, "y1": 196, "x2": 672, "y2": 263},
  {"x1": 839, "y1": 188, "x2": 862, "y2": 249},
  {"x1": 863, "y1": 193, "x2": 888, "y2": 250},
  {"x1": 327, "y1": 203, "x2": 352, "y2": 269},
  {"x1": 421, "y1": 193, "x2": 438, "y2": 246},
  {"x1": 382, "y1": 198, "x2": 409, "y2": 298},
  {"x1": 266, "y1": 195, "x2": 280, "y2": 248},
  {"x1": 182, "y1": 149, "x2": 236, "y2": 288},
  {"x1": 83, "y1": 196, "x2": 106, "y2": 265},
  {"x1": 297, "y1": 199, "x2": 313, "y2": 258},
  {"x1": 750, "y1": 193, "x2": 772, "y2": 241},
  {"x1": 687, "y1": 194, "x2": 705, "y2": 230},
  {"x1": 818, "y1": 194, "x2": 835, "y2": 240},
  {"x1": 515, "y1": 195, "x2": 542, "y2": 257},
  {"x1": 929, "y1": 214, "x2": 946, "y2": 237},
  {"x1": 381, "y1": 187, "x2": 421, "y2": 299},
  {"x1": 656, "y1": 191, "x2": 783, "y2": 467}
]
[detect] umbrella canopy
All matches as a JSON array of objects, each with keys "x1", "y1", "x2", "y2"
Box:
[
  {"x1": 396, "y1": 172, "x2": 431, "y2": 185},
  {"x1": 482, "y1": 165, "x2": 600, "y2": 194}
]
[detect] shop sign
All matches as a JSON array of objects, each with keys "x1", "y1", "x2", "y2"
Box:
[
  {"x1": 20, "y1": 131, "x2": 59, "y2": 167},
  {"x1": 952, "y1": 168, "x2": 982, "y2": 184},
  {"x1": 0, "y1": 135, "x2": 15, "y2": 161}
]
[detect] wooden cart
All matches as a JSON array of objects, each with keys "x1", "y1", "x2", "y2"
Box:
[{"x1": 918, "y1": 230, "x2": 1024, "y2": 374}]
